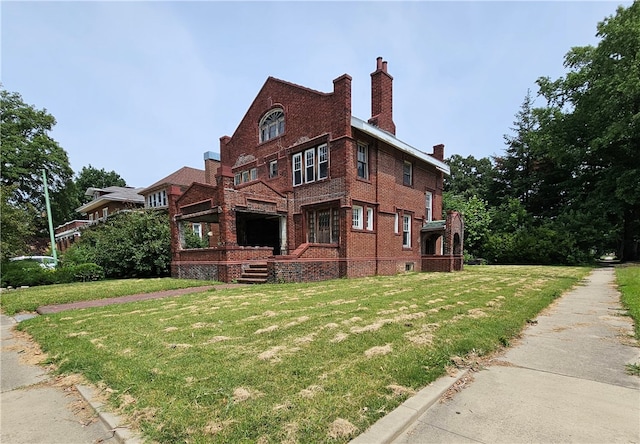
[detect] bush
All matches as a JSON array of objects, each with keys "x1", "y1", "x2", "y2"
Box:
[
  {"x1": 1, "y1": 260, "x2": 55, "y2": 287},
  {"x1": 0, "y1": 260, "x2": 105, "y2": 288},
  {"x1": 63, "y1": 211, "x2": 171, "y2": 278},
  {"x1": 65, "y1": 263, "x2": 105, "y2": 282}
]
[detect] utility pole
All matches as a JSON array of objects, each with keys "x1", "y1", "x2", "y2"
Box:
[{"x1": 42, "y1": 169, "x2": 58, "y2": 266}]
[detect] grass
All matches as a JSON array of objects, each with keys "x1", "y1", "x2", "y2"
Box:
[
  {"x1": 0, "y1": 278, "x2": 216, "y2": 315},
  {"x1": 17, "y1": 266, "x2": 589, "y2": 443},
  {"x1": 616, "y1": 264, "x2": 640, "y2": 339}
]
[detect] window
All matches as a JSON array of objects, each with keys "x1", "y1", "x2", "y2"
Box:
[
  {"x1": 357, "y1": 143, "x2": 368, "y2": 179},
  {"x1": 269, "y1": 160, "x2": 278, "y2": 178},
  {"x1": 403, "y1": 161, "x2": 413, "y2": 186},
  {"x1": 235, "y1": 168, "x2": 258, "y2": 186},
  {"x1": 352, "y1": 205, "x2": 363, "y2": 229},
  {"x1": 318, "y1": 144, "x2": 328, "y2": 179},
  {"x1": 259, "y1": 109, "x2": 285, "y2": 142},
  {"x1": 305, "y1": 149, "x2": 315, "y2": 183},
  {"x1": 307, "y1": 208, "x2": 340, "y2": 243},
  {"x1": 293, "y1": 153, "x2": 303, "y2": 186},
  {"x1": 192, "y1": 223, "x2": 202, "y2": 238},
  {"x1": 103, "y1": 208, "x2": 108, "y2": 219},
  {"x1": 147, "y1": 190, "x2": 167, "y2": 208},
  {"x1": 366, "y1": 208, "x2": 374, "y2": 231},
  {"x1": 403, "y1": 214, "x2": 411, "y2": 248},
  {"x1": 394, "y1": 213, "x2": 400, "y2": 234},
  {"x1": 292, "y1": 144, "x2": 329, "y2": 186},
  {"x1": 425, "y1": 191, "x2": 433, "y2": 222}
]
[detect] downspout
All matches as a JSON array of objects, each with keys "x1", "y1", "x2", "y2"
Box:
[{"x1": 375, "y1": 141, "x2": 379, "y2": 275}]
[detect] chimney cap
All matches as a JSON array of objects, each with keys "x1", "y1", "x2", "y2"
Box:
[{"x1": 204, "y1": 151, "x2": 220, "y2": 161}]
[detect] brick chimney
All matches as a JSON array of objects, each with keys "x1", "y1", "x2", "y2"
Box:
[{"x1": 368, "y1": 57, "x2": 396, "y2": 135}]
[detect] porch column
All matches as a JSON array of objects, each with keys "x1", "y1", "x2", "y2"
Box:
[{"x1": 280, "y1": 216, "x2": 288, "y2": 255}]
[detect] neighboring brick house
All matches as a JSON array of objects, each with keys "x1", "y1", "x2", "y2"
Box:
[
  {"x1": 76, "y1": 186, "x2": 145, "y2": 223},
  {"x1": 54, "y1": 219, "x2": 90, "y2": 253},
  {"x1": 139, "y1": 164, "x2": 212, "y2": 210},
  {"x1": 170, "y1": 57, "x2": 463, "y2": 283}
]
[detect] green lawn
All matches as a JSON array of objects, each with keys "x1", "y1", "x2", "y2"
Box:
[
  {"x1": 0, "y1": 278, "x2": 215, "y2": 315},
  {"x1": 18, "y1": 266, "x2": 589, "y2": 443},
  {"x1": 616, "y1": 264, "x2": 640, "y2": 338}
]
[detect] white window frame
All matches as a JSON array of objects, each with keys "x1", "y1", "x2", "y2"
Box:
[
  {"x1": 394, "y1": 213, "x2": 400, "y2": 234},
  {"x1": 292, "y1": 144, "x2": 329, "y2": 186},
  {"x1": 259, "y1": 109, "x2": 285, "y2": 143},
  {"x1": 357, "y1": 143, "x2": 368, "y2": 179},
  {"x1": 250, "y1": 168, "x2": 257, "y2": 181},
  {"x1": 305, "y1": 148, "x2": 315, "y2": 183},
  {"x1": 234, "y1": 173, "x2": 241, "y2": 186},
  {"x1": 192, "y1": 223, "x2": 202, "y2": 238},
  {"x1": 352, "y1": 205, "x2": 363, "y2": 229},
  {"x1": 366, "y1": 207, "x2": 374, "y2": 231},
  {"x1": 103, "y1": 208, "x2": 108, "y2": 219},
  {"x1": 403, "y1": 214, "x2": 411, "y2": 248},
  {"x1": 318, "y1": 144, "x2": 328, "y2": 179},
  {"x1": 293, "y1": 152, "x2": 303, "y2": 186},
  {"x1": 425, "y1": 191, "x2": 433, "y2": 222}
]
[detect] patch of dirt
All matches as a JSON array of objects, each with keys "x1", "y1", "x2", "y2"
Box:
[
  {"x1": 298, "y1": 385, "x2": 324, "y2": 399},
  {"x1": 364, "y1": 344, "x2": 392, "y2": 358},
  {"x1": 254, "y1": 325, "x2": 279, "y2": 335},
  {"x1": 440, "y1": 372, "x2": 476, "y2": 403},
  {"x1": 386, "y1": 384, "x2": 416, "y2": 397},
  {"x1": 2, "y1": 329, "x2": 48, "y2": 366},
  {"x1": 467, "y1": 308, "x2": 488, "y2": 319},
  {"x1": 351, "y1": 319, "x2": 392, "y2": 333},
  {"x1": 232, "y1": 387, "x2": 263, "y2": 403},
  {"x1": 204, "y1": 336, "x2": 233, "y2": 344},
  {"x1": 257, "y1": 345, "x2": 287, "y2": 362},
  {"x1": 327, "y1": 418, "x2": 357, "y2": 439},
  {"x1": 204, "y1": 419, "x2": 236, "y2": 436},
  {"x1": 163, "y1": 326, "x2": 179, "y2": 332},
  {"x1": 330, "y1": 332, "x2": 349, "y2": 343}
]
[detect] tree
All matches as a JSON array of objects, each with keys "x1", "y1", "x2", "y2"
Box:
[
  {"x1": 1, "y1": 89, "x2": 73, "y2": 214},
  {"x1": 0, "y1": 185, "x2": 32, "y2": 260},
  {"x1": 443, "y1": 192, "x2": 492, "y2": 259},
  {"x1": 536, "y1": 3, "x2": 640, "y2": 260},
  {"x1": 74, "y1": 165, "x2": 126, "y2": 205},
  {"x1": 63, "y1": 210, "x2": 171, "y2": 278},
  {"x1": 444, "y1": 154, "x2": 495, "y2": 204}
]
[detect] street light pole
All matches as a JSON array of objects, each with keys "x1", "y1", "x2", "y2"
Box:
[{"x1": 42, "y1": 169, "x2": 58, "y2": 266}]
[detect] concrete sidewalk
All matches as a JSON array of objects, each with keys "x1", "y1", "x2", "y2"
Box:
[
  {"x1": 1, "y1": 313, "x2": 121, "y2": 443},
  {"x1": 354, "y1": 267, "x2": 640, "y2": 444}
]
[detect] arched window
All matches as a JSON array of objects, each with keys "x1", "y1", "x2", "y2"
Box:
[{"x1": 260, "y1": 109, "x2": 285, "y2": 142}]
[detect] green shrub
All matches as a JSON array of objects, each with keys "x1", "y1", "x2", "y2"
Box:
[
  {"x1": 1, "y1": 260, "x2": 105, "y2": 288},
  {"x1": 1, "y1": 260, "x2": 55, "y2": 287},
  {"x1": 66, "y1": 263, "x2": 105, "y2": 282}
]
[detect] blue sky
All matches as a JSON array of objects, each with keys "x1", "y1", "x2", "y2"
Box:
[{"x1": 1, "y1": 1, "x2": 629, "y2": 188}]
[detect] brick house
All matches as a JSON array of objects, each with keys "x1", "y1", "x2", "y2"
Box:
[
  {"x1": 170, "y1": 57, "x2": 463, "y2": 283},
  {"x1": 76, "y1": 186, "x2": 145, "y2": 223},
  {"x1": 140, "y1": 164, "x2": 211, "y2": 211}
]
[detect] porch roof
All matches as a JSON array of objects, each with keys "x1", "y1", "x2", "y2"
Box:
[{"x1": 421, "y1": 220, "x2": 446, "y2": 232}]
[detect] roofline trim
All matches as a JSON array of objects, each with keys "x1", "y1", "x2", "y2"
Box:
[{"x1": 350, "y1": 116, "x2": 450, "y2": 175}]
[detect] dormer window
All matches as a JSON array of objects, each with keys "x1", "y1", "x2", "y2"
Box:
[{"x1": 260, "y1": 109, "x2": 285, "y2": 142}]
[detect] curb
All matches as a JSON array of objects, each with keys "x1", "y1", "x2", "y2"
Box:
[
  {"x1": 76, "y1": 385, "x2": 143, "y2": 444},
  {"x1": 350, "y1": 370, "x2": 470, "y2": 444}
]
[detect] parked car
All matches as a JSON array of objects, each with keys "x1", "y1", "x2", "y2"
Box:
[{"x1": 9, "y1": 255, "x2": 57, "y2": 269}]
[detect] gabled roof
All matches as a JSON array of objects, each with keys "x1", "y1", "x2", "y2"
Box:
[
  {"x1": 76, "y1": 186, "x2": 145, "y2": 214},
  {"x1": 351, "y1": 116, "x2": 450, "y2": 175},
  {"x1": 140, "y1": 166, "x2": 206, "y2": 195}
]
